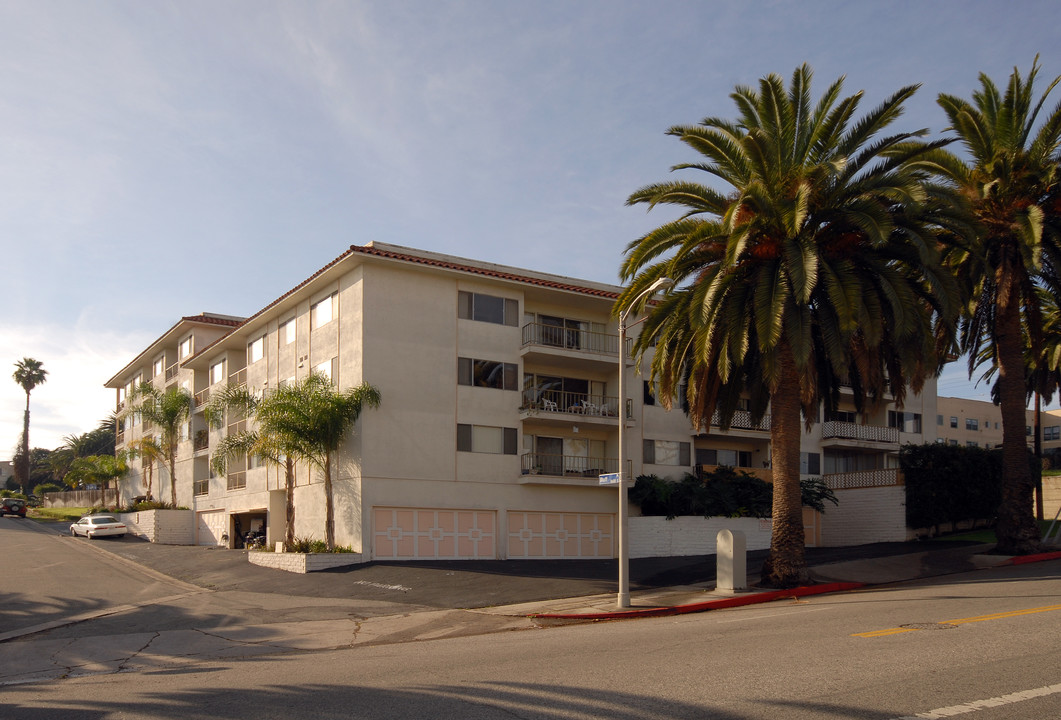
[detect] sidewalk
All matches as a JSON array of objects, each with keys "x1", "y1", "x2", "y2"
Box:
[{"x1": 3, "y1": 525, "x2": 1059, "y2": 687}]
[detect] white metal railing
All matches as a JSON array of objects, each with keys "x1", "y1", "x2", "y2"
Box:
[
  {"x1": 821, "y1": 421, "x2": 899, "y2": 444},
  {"x1": 521, "y1": 323, "x2": 624, "y2": 356},
  {"x1": 522, "y1": 390, "x2": 625, "y2": 418},
  {"x1": 521, "y1": 453, "x2": 618, "y2": 477},
  {"x1": 824, "y1": 468, "x2": 903, "y2": 490},
  {"x1": 228, "y1": 368, "x2": 247, "y2": 387},
  {"x1": 165, "y1": 362, "x2": 180, "y2": 381}
]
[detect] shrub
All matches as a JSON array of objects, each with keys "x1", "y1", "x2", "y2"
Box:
[
  {"x1": 33, "y1": 483, "x2": 64, "y2": 496},
  {"x1": 287, "y1": 536, "x2": 355, "y2": 553}
]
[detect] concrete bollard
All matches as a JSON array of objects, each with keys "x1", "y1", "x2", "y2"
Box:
[{"x1": 717, "y1": 528, "x2": 747, "y2": 592}]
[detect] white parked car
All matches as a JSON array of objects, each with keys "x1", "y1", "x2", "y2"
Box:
[{"x1": 70, "y1": 515, "x2": 127, "y2": 539}]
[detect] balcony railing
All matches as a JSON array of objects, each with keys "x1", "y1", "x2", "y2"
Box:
[
  {"x1": 228, "y1": 368, "x2": 247, "y2": 387},
  {"x1": 165, "y1": 362, "x2": 180, "y2": 382},
  {"x1": 227, "y1": 419, "x2": 247, "y2": 437},
  {"x1": 193, "y1": 430, "x2": 209, "y2": 452},
  {"x1": 521, "y1": 453, "x2": 618, "y2": 477},
  {"x1": 193, "y1": 478, "x2": 209, "y2": 496},
  {"x1": 709, "y1": 410, "x2": 770, "y2": 432},
  {"x1": 522, "y1": 390, "x2": 626, "y2": 418},
  {"x1": 824, "y1": 468, "x2": 903, "y2": 490},
  {"x1": 227, "y1": 471, "x2": 247, "y2": 491},
  {"x1": 194, "y1": 387, "x2": 211, "y2": 408},
  {"x1": 521, "y1": 323, "x2": 622, "y2": 356},
  {"x1": 821, "y1": 421, "x2": 898, "y2": 444}
]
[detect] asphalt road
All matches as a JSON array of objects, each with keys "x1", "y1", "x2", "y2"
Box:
[{"x1": 3, "y1": 558, "x2": 1059, "y2": 719}]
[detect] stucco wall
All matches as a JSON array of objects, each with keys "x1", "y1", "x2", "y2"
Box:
[
  {"x1": 247, "y1": 550, "x2": 364, "y2": 573},
  {"x1": 120, "y1": 509, "x2": 195, "y2": 544},
  {"x1": 818, "y1": 485, "x2": 908, "y2": 546},
  {"x1": 628, "y1": 516, "x2": 773, "y2": 558}
]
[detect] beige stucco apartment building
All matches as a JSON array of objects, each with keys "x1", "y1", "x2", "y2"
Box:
[
  {"x1": 936, "y1": 395, "x2": 1061, "y2": 455},
  {"x1": 106, "y1": 242, "x2": 940, "y2": 558}
]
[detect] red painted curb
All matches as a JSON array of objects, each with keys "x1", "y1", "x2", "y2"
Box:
[
  {"x1": 530, "y1": 581, "x2": 865, "y2": 621},
  {"x1": 1004, "y1": 550, "x2": 1061, "y2": 566}
]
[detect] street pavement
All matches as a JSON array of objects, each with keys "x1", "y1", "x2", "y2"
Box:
[{"x1": 3, "y1": 516, "x2": 1059, "y2": 687}]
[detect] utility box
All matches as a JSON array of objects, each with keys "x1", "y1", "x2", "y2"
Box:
[{"x1": 717, "y1": 528, "x2": 747, "y2": 592}]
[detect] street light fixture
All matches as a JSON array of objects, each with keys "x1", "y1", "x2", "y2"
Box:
[{"x1": 616, "y1": 276, "x2": 673, "y2": 608}]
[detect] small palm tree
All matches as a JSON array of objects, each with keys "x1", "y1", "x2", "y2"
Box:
[
  {"x1": 12, "y1": 358, "x2": 47, "y2": 494},
  {"x1": 122, "y1": 383, "x2": 193, "y2": 507},
  {"x1": 930, "y1": 58, "x2": 1061, "y2": 554},
  {"x1": 66, "y1": 454, "x2": 129, "y2": 508},
  {"x1": 619, "y1": 65, "x2": 958, "y2": 587},
  {"x1": 124, "y1": 435, "x2": 165, "y2": 501},
  {"x1": 254, "y1": 374, "x2": 381, "y2": 550}
]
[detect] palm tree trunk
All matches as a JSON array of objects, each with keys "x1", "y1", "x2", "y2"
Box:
[
  {"x1": 21, "y1": 397, "x2": 30, "y2": 494},
  {"x1": 285, "y1": 456, "x2": 295, "y2": 549},
  {"x1": 169, "y1": 444, "x2": 178, "y2": 508},
  {"x1": 324, "y1": 454, "x2": 335, "y2": 550},
  {"x1": 761, "y1": 343, "x2": 808, "y2": 588},
  {"x1": 994, "y1": 293, "x2": 1041, "y2": 554},
  {"x1": 146, "y1": 462, "x2": 154, "y2": 502}
]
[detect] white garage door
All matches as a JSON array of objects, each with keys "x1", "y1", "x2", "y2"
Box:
[
  {"x1": 197, "y1": 510, "x2": 227, "y2": 546},
  {"x1": 507, "y1": 511, "x2": 614, "y2": 559},
  {"x1": 373, "y1": 508, "x2": 496, "y2": 560}
]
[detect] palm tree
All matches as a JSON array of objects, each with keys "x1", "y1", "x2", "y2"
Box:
[
  {"x1": 206, "y1": 382, "x2": 300, "y2": 548},
  {"x1": 254, "y1": 374, "x2": 381, "y2": 550},
  {"x1": 122, "y1": 383, "x2": 193, "y2": 507},
  {"x1": 12, "y1": 358, "x2": 47, "y2": 494},
  {"x1": 124, "y1": 435, "x2": 165, "y2": 501},
  {"x1": 930, "y1": 58, "x2": 1061, "y2": 554},
  {"x1": 618, "y1": 65, "x2": 959, "y2": 587},
  {"x1": 66, "y1": 454, "x2": 129, "y2": 508}
]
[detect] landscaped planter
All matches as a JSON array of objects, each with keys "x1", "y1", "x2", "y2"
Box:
[{"x1": 248, "y1": 550, "x2": 364, "y2": 573}]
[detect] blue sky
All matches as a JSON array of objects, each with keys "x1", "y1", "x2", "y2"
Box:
[{"x1": 3, "y1": 0, "x2": 1061, "y2": 452}]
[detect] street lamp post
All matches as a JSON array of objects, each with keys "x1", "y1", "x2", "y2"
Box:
[{"x1": 616, "y1": 277, "x2": 672, "y2": 608}]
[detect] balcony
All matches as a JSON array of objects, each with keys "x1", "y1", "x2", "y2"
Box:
[
  {"x1": 227, "y1": 471, "x2": 247, "y2": 491},
  {"x1": 820, "y1": 421, "x2": 898, "y2": 450},
  {"x1": 824, "y1": 468, "x2": 903, "y2": 490},
  {"x1": 519, "y1": 453, "x2": 618, "y2": 485},
  {"x1": 193, "y1": 429, "x2": 209, "y2": 453},
  {"x1": 165, "y1": 362, "x2": 180, "y2": 382},
  {"x1": 194, "y1": 387, "x2": 211, "y2": 408},
  {"x1": 521, "y1": 323, "x2": 626, "y2": 371},
  {"x1": 228, "y1": 368, "x2": 247, "y2": 387},
  {"x1": 704, "y1": 410, "x2": 771, "y2": 437},
  {"x1": 520, "y1": 390, "x2": 629, "y2": 428}
]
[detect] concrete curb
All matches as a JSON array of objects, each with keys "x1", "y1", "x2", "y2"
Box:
[{"x1": 1001, "y1": 549, "x2": 1061, "y2": 566}]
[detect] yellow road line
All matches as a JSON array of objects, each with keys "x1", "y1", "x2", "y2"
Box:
[{"x1": 853, "y1": 603, "x2": 1061, "y2": 638}]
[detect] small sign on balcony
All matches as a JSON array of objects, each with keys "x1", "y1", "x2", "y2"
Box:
[{"x1": 599, "y1": 472, "x2": 622, "y2": 486}]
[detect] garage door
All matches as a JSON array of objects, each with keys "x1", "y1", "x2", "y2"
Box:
[
  {"x1": 507, "y1": 511, "x2": 614, "y2": 559},
  {"x1": 373, "y1": 508, "x2": 496, "y2": 560},
  {"x1": 197, "y1": 510, "x2": 227, "y2": 546}
]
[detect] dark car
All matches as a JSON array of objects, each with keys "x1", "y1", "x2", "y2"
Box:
[{"x1": 0, "y1": 498, "x2": 27, "y2": 517}]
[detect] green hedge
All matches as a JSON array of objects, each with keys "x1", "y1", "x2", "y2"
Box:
[{"x1": 900, "y1": 443, "x2": 1040, "y2": 530}]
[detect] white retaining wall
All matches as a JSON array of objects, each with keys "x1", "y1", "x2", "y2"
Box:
[
  {"x1": 248, "y1": 550, "x2": 364, "y2": 573},
  {"x1": 120, "y1": 509, "x2": 195, "y2": 545},
  {"x1": 818, "y1": 485, "x2": 908, "y2": 546},
  {"x1": 629, "y1": 516, "x2": 773, "y2": 558}
]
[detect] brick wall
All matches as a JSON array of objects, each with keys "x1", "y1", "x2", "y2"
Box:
[{"x1": 629, "y1": 516, "x2": 773, "y2": 558}]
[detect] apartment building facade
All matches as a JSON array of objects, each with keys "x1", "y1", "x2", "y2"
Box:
[
  {"x1": 106, "y1": 242, "x2": 937, "y2": 559},
  {"x1": 936, "y1": 395, "x2": 1061, "y2": 456}
]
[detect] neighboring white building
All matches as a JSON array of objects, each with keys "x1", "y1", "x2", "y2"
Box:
[{"x1": 106, "y1": 242, "x2": 937, "y2": 557}]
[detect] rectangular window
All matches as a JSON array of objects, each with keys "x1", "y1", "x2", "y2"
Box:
[
  {"x1": 279, "y1": 318, "x2": 296, "y2": 345},
  {"x1": 311, "y1": 292, "x2": 337, "y2": 329},
  {"x1": 967, "y1": 441, "x2": 978, "y2": 448},
  {"x1": 179, "y1": 336, "x2": 193, "y2": 359},
  {"x1": 800, "y1": 452, "x2": 821, "y2": 475},
  {"x1": 458, "y1": 291, "x2": 518, "y2": 326},
  {"x1": 825, "y1": 410, "x2": 858, "y2": 423},
  {"x1": 457, "y1": 424, "x2": 517, "y2": 454},
  {"x1": 458, "y1": 357, "x2": 517, "y2": 390},
  {"x1": 698, "y1": 448, "x2": 753, "y2": 468},
  {"x1": 193, "y1": 477, "x2": 208, "y2": 497},
  {"x1": 210, "y1": 360, "x2": 225, "y2": 386},
  {"x1": 1045, "y1": 426, "x2": 1061, "y2": 441},
  {"x1": 937, "y1": 414, "x2": 943, "y2": 426},
  {"x1": 248, "y1": 336, "x2": 265, "y2": 364},
  {"x1": 888, "y1": 411, "x2": 922, "y2": 433},
  {"x1": 950, "y1": 416, "x2": 958, "y2": 428},
  {"x1": 314, "y1": 357, "x2": 339, "y2": 385},
  {"x1": 965, "y1": 418, "x2": 979, "y2": 431},
  {"x1": 643, "y1": 439, "x2": 691, "y2": 466},
  {"x1": 152, "y1": 357, "x2": 164, "y2": 378}
]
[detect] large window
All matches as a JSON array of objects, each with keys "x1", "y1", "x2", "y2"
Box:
[
  {"x1": 888, "y1": 411, "x2": 922, "y2": 433},
  {"x1": 965, "y1": 418, "x2": 979, "y2": 431},
  {"x1": 457, "y1": 424, "x2": 518, "y2": 454},
  {"x1": 825, "y1": 410, "x2": 858, "y2": 424},
  {"x1": 314, "y1": 357, "x2": 338, "y2": 385},
  {"x1": 643, "y1": 439, "x2": 691, "y2": 466},
  {"x1": 1046, "y1": 426, "x2": 1061, "y2": 441},
  {"x1": 179, "y1": 336, "x2": 193, "y2": 360},
  {"x1": 279, "y1": 317, "x2": 296, "y2": 345},
  {"x1": 248, "y1": 336, "x2": 265, "y2": 364},
  {"x1": 152, "y1": 357, "x2": 164, "y2": 378},
  {"x1": 458, "y1": 291, "x2": 518, "y2": 326},
  {"x1": 696, "y1": 448, "x2": 752, "y2": 468},
  {"x1": 459, "y1": 358, "x2": 517, "y2": 390},
  {"x1": 950, "y1": 416, "x2": 958, "y2": 428},
  {"x1": 311, "y1": 292, "x2": 337, "y2": 329},
  {"x1": 210, "y1": 360, "x2": 225, "y2": 386}
]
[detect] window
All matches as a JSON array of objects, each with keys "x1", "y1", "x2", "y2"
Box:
[
  {"x1": 800, "y1": 452, "x2": 821, "y2": 475},
  {"x1": 314, "y1": 357, "x2": 339, "y2": 385},
  {"x1": 967, "y1": 441, "x2": 979, "y2": 448},
  {"x1": 126, "y1": 373, "x2": 142, "y2": 397},
  {"x1": 311, "y1": 293, "x2": 336, "y2": 329},
  {"x1": 965, "y1": 418, "x2": 979, "y2": 431},
  {"x1": 644, "y1": 380, "x2": 656, "y2": 407},
  {"x1": 152, "y1": 357, "x2": 164, "y2": 378},
  {"x1": 458, "y1": 291, "x2": 518, "y2": 326},
  {"x1": 210, "y1": 360, "x2": 225, "y2": 386},
  {"x1": 279, "y1": 317, "x2": 296, "y2": 345},
  {"x1": 697, "y1": 448, "x2": 752, "y2": 468},
  {"x1": 179, "y1": 336, "x2": 193, "y2": 359},
  {"x1": 458, "y1": 358, "x2": 517, "y2": 390},
  {"x1": 457, "y1": 424, "x2": 518, "y2": 454},
  {"x1": 825, "y1": 410, "x2": 858, "y2": 424},
  {"x1": 1046, "y1": 426, "x2": 1061, "y2": 441},
  {"x1": 1027, "y1": 426, "x2": 1033, "y2": 436},
  {"x1": 950, "y1": 416, "x2": 958, "y2": 428},
  {"x1": 888, "y1": 411, "x2": 922, "y2": 433},
  {"x1": 248, "y1": 336, "x2": 265, "y2": 364},
  {"x1": 949, "y1": 439, "x2": 958, "y2": 446},
  {"x1": 937, "y1": 414, "x2": 943, "y2": 426},
  {"x1": 193, "y1": 477, "x2": 208, "y2": 497},
  {"x1": 643, "y1": 439, "x2": 691, "y2": 466}
]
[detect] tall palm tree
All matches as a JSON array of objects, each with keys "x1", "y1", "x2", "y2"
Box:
[
  {"x1": 618, "y1": 65, "x2": 959, "y2": 587},
  {"x1": 254, "y1": 374, "x2": 381, "y2": 550},
  {"x1": 12, "y1": 358, "x2": 47, "y2": 494},
  {"x1": 930, "y1": 58, "x2": 1061, "y2": 554},
  {"x1": 122, "y1": 383, "x2": 193, "y2": 507},
  {"x1": 206, "y1": 382, "x2": 299, "y2": 548},
  {"x1": 124, "y1": 435, "x2": 164, "y2": 501}
]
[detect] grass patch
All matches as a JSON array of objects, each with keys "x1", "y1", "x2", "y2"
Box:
[
  {"x1": 30, "y1": 507, "x2": 90, "y2": 523},
  {"x1": 933, "y1": 519, "x2": 1056, "y2": 544}
]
